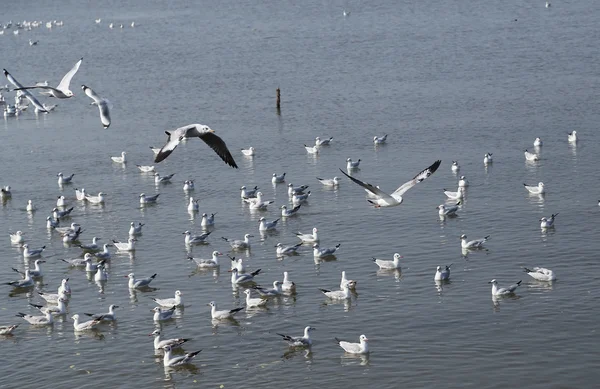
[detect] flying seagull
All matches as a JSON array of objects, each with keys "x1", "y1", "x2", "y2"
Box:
[
  {"x1": 154, "y1": 123, "x2": 238, "y2": 168},
  {"x1": 340, "y1": 160, "x2": 442, "y2": 207},
  {"x1": 82, "y1": 85, "x2": 111, "y2": 128},
  {"x1": 3, "y1": 69, "x2": 47, "y2": 112},
  {"x1": 13, "y1": 58, "x2": 82, "y2": 98}
]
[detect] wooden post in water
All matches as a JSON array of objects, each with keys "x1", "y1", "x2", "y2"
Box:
[{"x1": 276, "y1": 88, "x2": 281, "y2": 112}]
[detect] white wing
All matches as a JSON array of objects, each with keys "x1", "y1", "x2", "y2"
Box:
[
  {"x1": 57, "y1": 58, "x2": 83, "y2": 93},
  {"x1": 391, "y1": 160, "x2": 442, "y2": 197}
]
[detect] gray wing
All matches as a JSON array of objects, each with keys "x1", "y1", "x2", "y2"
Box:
[
  {"x1": 57, "y1": 58, "x2": 83, "y2": 92},
  {"x1": 97, "y1": 100, "x2": 111, "y2": 128},
  {"x1": 155, "y1": 132, "x2": 183, "y2": 163},
  {"x1": 391, "y1": 160, "x2": 442, "y2": 197},
  {"x1": 339, "y1": 169, "x2": 395, "y2": 202},
  {"x1": 199, "y1": 131, "x2": 238, "y2": 168},
  {"x1": 3, "y1": 69, "x2": 47, "y2": 112}
]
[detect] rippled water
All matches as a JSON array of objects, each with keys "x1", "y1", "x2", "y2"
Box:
[{"x1": 2, "y1": 0, "x2": 600, "y2": 387}]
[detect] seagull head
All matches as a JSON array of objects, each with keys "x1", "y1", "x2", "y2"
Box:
[
  {"x1": 460, "y1": 234, "x2": 467, "y2": 240},
  {"x1": 488, "y1": 279, "x2": 497, "y2": 285}
]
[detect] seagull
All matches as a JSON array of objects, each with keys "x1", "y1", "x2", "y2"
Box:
[
  {"x1": 187, "y1": 197, "x2": 199, "y2": 212},
  {"x1": 0, "y1": 324, "x2": 19, "y2": 335},
  {"x1": 437, "y1": 202, "x2": 460, "y2": 216},
  {"x1": 336, "y1": 334, "x2": 369, "y2": 354},
  {"x1": 540, "y1": 213, "x2": 558, "y2": 229},
  {"x1": 29, "y1": 39, "x2": 39, "y2": 46},
  {"x1": 443, "y1": 187, "x2": 464, "y2": 200},
  {"x1": 534, "y1": 137, "x2": 543, "y2": 147},
  {"x1": 230, "y1": 268, "x2": 261, "y2": 285},
  {"x1": 489, "y1": 279, "x2": 522, "y2": 297},
  {"x1": 84, "y1": 304, "x2": 119, "y2": 321},
  {"x1": 288, "y1": 183, "x2": 309, "y2": 196},
  {"x1": 316, "y1": 177, "x2": 340, "y2": 187},
  {"x1": 94, "y1": 244, "x2": 113, "y2": 260},
  {"x1": 304, "y1": 144, "x2": 320, "y2": 154},
  {"x1": 523, "y1": 267, "x2": 556, "y2": 281},
  {"x1": 259, "y1": 217, "x2": 279, "y2": 231},
  {"x1": 29, "y1": 297, "x2": 67, "y2": 315},
  {"x1": 222, "y1": 234, "x2": 253, "y2": 250},
  {"x1": 183, "y1": 230, "x2": 211, "y2": 246},
  {"x1": 154, "y1": 172, "x2": 175, "y2": 184},
  {"x1": 56, "y1": 195, "x2": 68, "y2": 207},
  {"x1": 22, "y1": 244, "x2": 46, "y2": 258},
  {"x1": 241, "y1": 147, "x2": 255, "y2": 156},
  {"x1": 127, "y1": 273, "x2": 156, "y2": 289},
  {"x1": 136, "y1": 165, "x2": 155, "y2": 173},
  {"x1": 340, "y1": 160, "x2": 441, "y2": 207},
  {"x1": 272, "y1": 172, "x2": 286, "y2": 183},
  {"x1": 296, "y1": 228, "x2": 319, "y2": 243},
  {"x1": 46, "y1": 216, "x2": 59, "y2": 229},
  {"x1": 72, "y1": 314, "x2": 103, "y2": 331},
  {"x1": 152, "y1": 306, "x2": 176, "y2": 321},
  {"x1": 228, "y1": 255, "x2": 246, "y2": 273},
  {"x1": 247, "y1": 193, "x2": 274, "y2": 210},
  {"x1": 53, "y1": 206, "x2": 74, "y2": 218},
  {"x1": 139, "y1": 193, "x2": 160, "y2": 204},
  {"x1": 546, "y1": 1, "x2": 551, "y2": 7},
  {"x1": 460, "y1": 234, "x2": 489, "y2": 249},
  {"x1": 243, "y1": 289, "x2": 268, "y2": 308},
  {"x1": 162, "y1": 345, "x2": 202, "y2": 367},
  {"x1": 154, "y1": 124, "x2": 237, "y2": 167},
  {"x1": 458, "y1": 176, "x2": 469, "y2": 188},
  {"x1": 276, "y1": 242, "x2": 302, "y2": 256},
  {"x1": 188, "y1": 251, "x2": 222, "y2": 268},
  {"x1": 318, "y1": 283, "x2": 351, "y2": 300},
  {"x1": 208, "y1": 301, "x2": 243, "y2": 320},
  {"x1": 241, "y1": 185, "x2": 259, "y2": 198},
  {"x1": 57, "y1": 172, "x2": 75, "y2": 185},
  {"x1": 55, "y1": 222, "x2": 80, "y2": 235},
  {"x1": 110, "y1": 151, "x2": 126, "y2": 163},
  {"x1": 7, "y1": 269, "x2": 34, "y2": 288},
  {"x1": 60, "y1": 253, "x2": 97, "y2": 269},
  {"x1": 315, "y1": 136, "x2": 333, "y2": 146},
  {"x1": 152, "y1": 290, "x2": 184, "y2": 307},
  {"x1": 14, "y1": 58, "x2": 82, "y2": 98},
  {"x1": 82, "y1": 85, "x2": 111, "y2": 128},
  {"x1": 484, "y1": 153, "x2": 493, "y2": 165},
  {"x1": 282, "y1": 271, "x2": 296, "y2": 294},
  {"x1": 253, "y1": 281, "x2": 283, "y2": 298},
  {"x1": 3, "y1": 69, "x2": 47, "y2": 112},
  {"x1": 112, "y1": 237, "x2": 136, "y2": 251},
  {"x1": 277, "y1": 326, "x2": 315, "y2": 347},
  {"x1": 1, "y1": 186, "x2": 12, "y2": 198},
  {"x1": 26, "y1": 200, "x2": 36, "y2": 212},
  {"x1": 75, "y1": 188, "x2": 86, "y2": 201},
  {"x1": 94, "y1": 264, "x2": 108, "y2": 282},
  {"x1": 524, "y1": 182, "x2": 545, "y2": 195},
  {"x1": 200, "y1": 213, "x2": 216, "y2": 227},
  {"x1": 313, "y1": 243, "x2": 340, "y2": 258},
  {"x1": 22, "y1": 259, "x2": 46, "y2": 277},
  {"x1": 292, "y1": 191, "x2": 311, "y2": 205},
  {"x1": 340, "y1": 271, "x2": 357, "y2": 290},
  {"x1": 451, "y1": 161, "x2": 460, "y2": 173},
  {"x1": 150, "y1": 329, "x2": 189, "y2": 350},
  {"x1": 58, "y1": 278, "x2": 71, "y2": 295},
  {"x1": 434, "y1": 264, "x2": 452, "y2": 281},
  {"x1": 16, "y1": 311, "x2": 53, "y2": 326},
  {"x1": 85, "y1": 192, "x2": 106, "y2": 205},
  {"x1": 373, "y1": 134, "x2": 388, "y2": 144},
  {"x1": 129, "y1": 222, "x2": 144, "y2": 236},
  {"x1": 9, "y1": 231, "x2": 25, "y2": 244},
  {"x1": 38, "y1": 290, "x2": 69, "y2": 305},
  {"x1": 568, "y1": 131, "x2": 577, "y2": 142},
  {"x1": 346, "y1": 158, "x2": 361, "y2": 170},
  {"x1": 372, "y1": 253, "x2": 402, "y2": 269},
  {"x1": 524, "y1": 149, "x2": 540, "y2": 161},
  {"x1": 281, "y1": 204, "x2": 301, "y2": 217}
]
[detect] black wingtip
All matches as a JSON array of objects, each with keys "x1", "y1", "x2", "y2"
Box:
[
  {"x1": 516, "y1": 280, "x2": 522, "y2": 285},
  {"x1": 523, "y1": 267, "x2": 532, "y2": 273},
  {"x1": 151, "y1": 274, "x2": 157, "y2": 279}
]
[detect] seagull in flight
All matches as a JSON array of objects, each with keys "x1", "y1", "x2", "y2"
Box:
[
  {"x1": 3, "y1": 69, "x2": 47, "y2": 113},
  {"x1": 13, "y1": 58, "x2": 82, "y2": 98},
  {"x1": 339, "y1": 160, "x2": 442, "y2": 207},
  {"x1": 82, "y1": 85, "x2": 111, "y2": 128},
  {"x1": 154, "y1": 123, "x2": 238, "y2": 168}
]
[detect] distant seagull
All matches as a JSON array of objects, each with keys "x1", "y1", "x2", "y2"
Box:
[
  {"x1": 373, "y1": 134, "x2": 388, "y2": 144},
  {"x1": 343, "y1": 10, "x2": 351, "y2": 17},
  {"x1": 9, "y1": 231, "x2": 25, "y2": 244},
  {"x1": 489, "y1": 279, "x2": 521, "y2": 297},
  {"x1": 336, "y1": 335, "x2": 369, "y2": 354},
  {"x1": 372, "y1": 253, "x2": 402, "y2": 269},
  {"x1": 275, "y1": 242, "x2": 302, "y2": 256},
  {"x1": 315, "y1": 136, "x2": 333, "y2": 146},
  {"x1": 524, "y1": 182, "x2": 545, "y2": 195},
  {"x1": 484, "y1": 153, "x2": 493, "y2": 165},
  {"x1": 85, "y1": 192, "x2": 106, "y2": 204},
  {"x1": 109, "y1": 23, "x2": 114, "y2": 29},
  {"x1": 451, "y1": 161, "x2": 460, "y2": 172},
  {"x1": 57, "y1": 172, "x2": 75, "y2": 185},
  {"x1": 568, "y1": 131, "x2": 577, "y2": 142},
  {"x1": 534, "y1": 137, "x2": 543, "y2": 147},
  {"x1": 524, "y1": 149, "x2": 540, "y2": 161},
  {"x1": 0, "y1": 324, "x2": 19, "y2": 335},
  {"x1": 458, "y1": 176, "x2": 469, "y2": 188},
  {"x1": 460, "y1": 234, "x2": 489, "y2": 249},
  {"x1": 241, "y1": 185, "x2": 259, "y2": 198},
  {"x1": 317, "y1": 177, "x2": 340, "y2": 187},
  {"x1": 111, "y1": 151, "x2": 126, "y2": 163},
  {"x1": 340, "y1": 160, "x2": 442, "y2": 208},
  {"x1": 14, "y1": 58, "x2": 82, "y2": 98},
  {"x1": 272, "y1": 172, "x2": 286, "y2": 183},
  {"x1": 136, "y1": 165, "x2": 155, "y2": 173},
  {"x1": 282, "y1": 271, "x2": 296, "y2": 294},
  {"x1": 346, "y1": 158, "x2": 361, "y2": 170},
  {"x1": 127, "y1": 272, "x2": 156, "y2": 288},
  {"x1": 443, "y1": 187, "x2": 464, "y2": 200},
  {"x1": 200, "y1": 213, "x2": 216, "y2": 227},
  {"x1": 318, "y1": 283, "x2": 350, "y2": 300},
  {"x1": 540, "y1": 213, "x2": 558, "y2": 229},
  {"x1": 183, "y1": 230, "x2": 211, "y2": 245},
  {"x1": 277, "y1": 326, "x2": 315, "y2": 347},
  {"x1": 523, "y1": 267, "x2": 556, "y2": 281},
  {"x1": 29, "y1": 39, "x2": 39, "y2": 46},
  {"x1": 188, "y1": 250, "x2": 221, "y2": 268},
  {"x1": 259, "y1": 217, "x2": 279, "y2": 231},
  {"x1": 296, "y1": 228, "x2": 319, "y2": 243},
  {"x1": 95, "y1": 19, "x2": 102, "y2": 24},
  {"x1": 222, "y1": 234, "x2": 253, "y2": 250},
  {"x1": 153, "y1": 290, "x2": 184, "y2": 307},
  {"x1": 3, "y1": 69, "x2": 47, "y2": 113},
  {"x1": 129, "y1": 222, "x2": 144, "y2": 235},
  {"x1": 241, "y1": 147, "x2": 255, "y2": 156},
  {"x1": 546, "y1": 1, "x2": 551, "y2": 8},
  {"x1": 154, "y1": 123, "x2": 237, "y2": 168},
  {"x1": 313, "y1": 243, "x2": 341, "y2": 258},
  {"x1": 304, "y1": 144, "x2": 320, "y2": 154},
  {"x1": 434, "y1": 264, "x2": 452, "y2": 281},
  {"x1": 437, "y1": 202, "x2": 460, "y2": 216},
  {"x1": 82, "y1": 85, "x2": 111, "y2": 128},
  {"x1": 187, "y1": 197, "x2": 199, "y2": 212},
  {"x1": 154, "y1": 172, "x2": 175, "y2": 184},
  {"x1": 183, "y1": 180, "x2": 195, "y2": 191},
  {"x1": 280, "y1": 204, "x2": 301, "y2": 217},
  {"x1": 150, "y1": 329, "x2": 189, "y2": 350}
]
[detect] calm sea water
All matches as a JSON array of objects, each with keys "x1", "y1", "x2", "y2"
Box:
[{"x1": 2, "y1": 0, "x2": 600, "y2": 387}]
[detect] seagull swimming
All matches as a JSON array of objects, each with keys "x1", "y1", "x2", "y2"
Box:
[
  {"x1": 458, "y1": 176, "x2": 469, "y2": 188},
  {"x1": 75, "y1": 188, "x2": 86, "y2": 201},
  {"x1": 162, "y1": 345, "x2": 201, "y2": 367},
  {"x1": 489, "y1": 279, "x2": 522, "y2": 296},
  {"x1": 241, "y1": 147, "x2": 255, "y2": 156},
  {"x1": 282, "y1": 271, "x2": 296, "y2": 294},
  {"x1": 372, "y1": 253, "x2": 402, "y2": 269},
  {"x1": 315, "y1": 136, "x2": 333, "y2": 146},
  {"x1": 127, "y1": 272, "x2": 157, "y2": 289},
  {"x1": 296, "y1": 228, "x2": 319, "y2": 243},
  {"x1": 568, "y1": 131, "x2": 577, "y2": 142},
  {"x1": 188, "y1": 251, "x2": 222, "y2": 268},
  {"x1": 112, "y1": 237, "x2": 136, "y2": 251},
  {"x1": 316, "y1": 177, "x2": 340, "y2": 187},
  {"x1": 534, "y1": 137, "x2": 543, "y2": 147},
  {"x1": 318, "y1": 283, "x2": 350, "y2": 300},
  {"x1": 150, "y1": 329, "x2": 189, "y2": 350},
  {"x1": 540, "y1": 213, "x2": 558, "y2": 228},
  {"x1": 154, "y1": 124, "x2": 238, "y2": 166},
  {"x1": 434, "y1": 264, "x2": 452, "y2": 281},
  {"x1": 22, "y1": 244, "x2": 46, "y2": 258},
  {"x1": 253, "y1": 281, "x2": 283, "y2": 298},
  {"x1": 231, "y1": 268, "x2": 261, "y2": 285},
  {"x1": 152, "y1": 306, "x2": 176, "y2": 321},
  {"x1": 437, "y1": 202, "x2": 460, "y2": 216},
  {"x1": 484, "y1": 153, "x2": 493, "y2": 165},
  {"x1": 451, "y1": 161, "x2": 460, "y2": 173},
  {"x1": 277, "y1": 326, "x2": 315, "y2": 347},
  {"x1": 336, "y1": 334, "x2": 369, "y2": 354},
  {"x1": 460, "y1": 234, "x2": 489, "y2": 249},
  {"x1": 94, "y1": 244, "x2": 113, "y2": 260},
  {"x1": 129, "y1": 222, "x2": 144, "y2": 236},
  {"x1": 276, "y1": 242, "x2": 302, "y2": 256},
  {"x1": 16, "y1": 311, "x2": 53, "y2": 326},
  {"x1": 524, "y1": 182, "x2": 545, "y2": 195},
  {"x1": 304, "y1": 144, "x2": 320, "y2": 154},
  {"x1": 373, "y1": 134, "x2": 388, "y2": 144},
  {"x1": 280, "y1": 204, "x2": 301, "y2": 217},
  {"x1": 222, "y1": 234, "x2": 253, "y2": 250},
  {"x1": 0, "y1": 324, "x2": 19, "y2": 335},
  {"x1": 259, "y1": 217, "x2": 279, "y2": 231},
  {"x1": 72, "y1": 314, "x2": 103, "y2": 331},
  {"x1": 14, "y1": 58, "x2": 82, "y2": 98},
  {"x1": 29, "y1": 297, "x2": 67, "y2": 315},
  {"x1": 241, "y1": 185, "x2": 259, "y2": 198},
  {"x1": 228, "y1": 255, "x2": 246, "y2": 273},
  {"x1": 443, "y1": 187, "x2": 464, "y2": 201},
  {"x1": 340, "y1": 160, "x2": 442, "y2": 207},
  {"x1": 243, "y1": 289, "x2": 268, "y2": 308},
  {"x1": 272, "y1": 172, "x2": 286, "y2": 183},
  {"x1": 154, "y1": 172, "x2": 175, "y2": 184},
  {"x1": 288, "y1": 183, "x2": 309, "y2": 196},
  {"x1": 9, "y1": 231, "x2": 25, "y2": 244},
  {"x1": 7, "y1": 269, "x2": 34, "y2": 288},
  {"x1": 136, "y1": 165, "x2": 155, "y2": 173},
  {"x1": 346, "y1": 158, "x2": 361, "y2": 170},
  {"x1": 110, "y1": 151, "x2": 126, "y2": 163},
  {"x1": 153, "y1": 290, "x2": 184, "y2": 307},
  {"x1": 84, "y1": 304, "x2": 119, "y2": 321},
  {"x1": 524, "y1": 149, "x2": 540, "y2": 161},
  {"x1": 82, "y1": 85, "x2": 111, "y2": 128},
  {"x1": 183, "y1": 180, "x2": 195, "y2": 191},
  {"x1": 208, "y1": 301, "x2": 244, "y2": 320},
  {"x1": 23, "y1": 259, "x2": 46, "y2": 277},
  {"x1": 523, "y1": 267, "x2": 556, "y2": 281},
  {"x1": 94, "y1": 264, "x2": 108, "y2": 282},
  {"x1": 313, "y1": 243, "x2": 340, "y2": 257},
  {"x1": 57, "y1": 172, "x2": 75, "y2": 185},
  {"x1": 85, "y1": 192, "x2": 106, "y2": 204},
  {"x1": 139, "y1": 193, "x2": 159, "y2": 204},
  {"x1": 200, "y1": 213, "x2": 216, "y2": 227}
]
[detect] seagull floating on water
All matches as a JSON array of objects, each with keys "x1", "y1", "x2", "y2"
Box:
[
  {"x1": 437, "y1": 202, "x2": 460, "y2": 217},
  {"x1": 296, "y1": 228, "x2": 319, "y2": 243},
  {"x1": 0, "y1": 324, "x2": 19, "y2": 335},
  {"x1": 568, "y1": 131, "x2": 577, "y2": 142},
  {"x1": 188, "y1": 251, "x2": 222, "y2": 268},
  {"x1": 16, "y1": 311, "x2": 53, "y2": 326},
  {"x1": 451, "y1": 161, "x2": 460, "y2": 173},
  {"x1": 153, "y1": 290, "x2": 184, "y2": 307},
  {"x1": 241, "y1": 185, "x2": 259, "y2": 198},
  {"x1": 110, "y1": 151, "x2": 126, "y2": 163},
  {"x1": 112, "y1": 237, "x2": 136, "y2": 251},
  {"x1": 241, "y1": 147, "x2": 255, "y2": 156},
  {"x1": 489, "y1": 279, "x2": 521, "y2": 296},
  {"x1": 222, "y1": 234, "x2": 253, "y2": 250},
  {"x1": 458, "y1": 176, "x2": 469, "y2": 188},
  {"x1": 272, "y1": 172, "x2": 286, "y2": 183},
  {"x1": 136, "y1": 165, "x2": 155, "y2": 173},
  {"x1": 434, "y1": 264, "x2": 452, "y2": 281},
  {"x1": 340, "y1": 160, "x2": 442, "y2": 208},
  {"x1": 57, "y1": 172, "x2": 75, "y2": 185},
  {"x1": 315, "y1": 136, "x2": 333, "y2": 146},
  {"x1": 84, "y1": 304, "x2": 119, "y2": 321},
  {"x1": 72, "y1": 314, "x2": 103, "y2": 331},
  {"x1": 150, "y1": 329, "x2": 189, "y2": 350},
  {"x1": 346, "y1": 158, "x2": 361, "y2": 170},
  {"x1": 139, "y1": 193, "x2": 160, "y2": 204},
  {"x1": 313, "y1": 243, "x2": 340, "y2": 258},
  {"x1": 534, "y1": 137, "x2": 543, "y2": 147},
  {"x1": 152, "y1": 306, "x2": 176, "y2": 321},
  {"x1": 231, "y1": 268, "x2": 261, "y2": 285},
  {"x1": 276, "y1": 242, "x2": 302, "y2": 256},
  {"x1": 280, "y1": 204, "x2": 301, "y2": 217},
  {"x1": 154, "y1": 172, "x2": 175, "y2": 184},
  {"x1": 183, "y1": 180, "x2": 195, "y2": 191},
  {"x1": 200, "y1": 213, "x2": 216, "y2": 227},
  {"x1": 162, "y1": 345, "x2": 202, "y2": 367},
  {"x1": 336, "y1": 334, "x2": 369, "y2": 354},
  {"x1": 128, "y1": 222, "x2": 144, "y2": 236},
  {"x1": 319, "y1": 283, "x2": 350, "y2": 300},
  {"x1": 259, "y1": 217, "x2": 279, "y2": 231},
  {"x1": 7, "y1": 269, "x2": 34, "y2": 288},
  {"x1": 127, "y1": 272, "x2": 156, "y2": 289},
  {"x1": 373, "y1": 134, "x2": 388, "y2": 144},
  {"x1": 208, "y1": 301, "x2": 244, "y2": 320},
  {"x1": 524, "y1": 149, "x2": 540, "y2": 161},
  {"x1": 540, "y1": 213, "x2": 558, "y2": 229},
  {"x1": 277, "y1": 326, "x2": 315, "y2": 347},
  {"x1": 317, "y1": 177, "x2": 340, "y2": 187},
  {"x1": 243, "y1": 289, "x2": 268, "y2": 308},
  {"x1": 187, "y1": 197, "x2": 199, "y2": 212},
  {"x1": 484, "y1": 153, "x2": 493, "y2": 165},
  {"x1": 460, "y1": 234, "x2": 489, "y2": 249},
  {"x1": 282, "y1": 271, "x2": 296, "y2": 294},
  {"x1": 372, "y1": 253, "x2": 402, "y2": 269},
  {"x1": 304, "y1": 144, "x2": 320, "y2": 154},
  {"x1": 524, "y1": 182, "x2": 545, "y2": 195},
  {"x1": 9, "y1": 231, "x2": 25, "y2": 244},
  {"x1": 443, "y1": 187, "x2": 464, "y2": 201},
  {"x1": 523, "y1": 267, "x2": 556, "y2": 281},
  {"x1": 22, "y1": 243, "x2": 46, "y2": 258}
]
